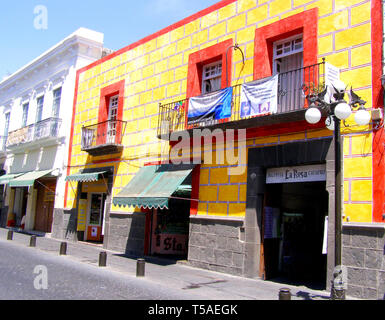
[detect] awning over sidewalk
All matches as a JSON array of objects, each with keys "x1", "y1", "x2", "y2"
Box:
[
  {"x1": 113, "y1": 164, "x2": 194, "y2": 209},
  {"x1": 65, "y1": 170, "x2": 107, "y2": 182},
  {"x1": 0, "y1": 173, "x2": 24, "y2": 185},
  {"x1": 9, "y1": 169, "x2": 54, "y2": 187}
]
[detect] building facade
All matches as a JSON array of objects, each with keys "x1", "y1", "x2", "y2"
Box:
[
  {"x1": 55, "y1": 0, "x2": 384, "y2": 299},
  {"x1": 0, "y1": 28, "x2": 106, "y2": 234}
]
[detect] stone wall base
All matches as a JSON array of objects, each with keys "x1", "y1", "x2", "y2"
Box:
[
  {"x1": 51, "y1": 208, "x2": 78, "y2": 241},
  {"x1": 187, "y1": 217, "x2": 245, "y2": 276},
  {"x1": 342, "y1": 224, "x2": 385, "y2": 300},
  {"x1": 105, "y1": 213, "x2": 146, "y2": 256}
]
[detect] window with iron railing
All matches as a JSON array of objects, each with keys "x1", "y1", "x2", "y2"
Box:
[
  {"x1": 6, "y1": 117, "x2": 62, "y2": 147},
  {"x1": 157, "y1": 59, "x2": 325, "y2": 137},
  {"x1": 52, "y1": 87, "x2": 62, "y2": 118},
  {"x1": 81, "y1": 119, "x2": 127, "y2": 150},
  {"x1": 202, "y1": 61, "x2": 222, "y2": 95}
]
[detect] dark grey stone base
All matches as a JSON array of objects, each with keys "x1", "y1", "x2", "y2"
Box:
[
  {"x1": 342, "y1": 224, "x2": 385, "y2": 300},
  {"x1": 51, "y1": 208, "x2": 78, "y2": 241},
  {"x1": 104, "y1": 213, "x2": 146, "y2": 256},
  {"x1": 187, "y1": 217, "x2": 245, "y2": 276}
]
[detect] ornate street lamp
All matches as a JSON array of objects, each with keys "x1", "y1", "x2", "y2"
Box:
[{"x1": 304, "y1": 80, "x2": 371, "y2": 300}]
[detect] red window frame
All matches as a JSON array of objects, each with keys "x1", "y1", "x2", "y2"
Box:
[
  {"x1": 185, "y1": 39, "x2": 234, "y2": 128},
  {"x1": 97, "y1": 80, "x2": 125, "y2": 145},
  {"x1": 253, "y1": 8, "x2": 318, "y2": 80},
  {"x1": 187, "y1": 38, "x2": 233, "y2": 98}
]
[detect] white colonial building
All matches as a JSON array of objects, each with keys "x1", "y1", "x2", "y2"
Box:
[{"x1": 0, "y1": 28, "x2": 109, "y2": 232}]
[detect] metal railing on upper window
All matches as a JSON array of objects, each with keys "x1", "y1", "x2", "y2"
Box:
[
  {"x1": 81, "y1": 119, "x2": 127, "y2": 150},
  {"x1": 6, "y1": 117, "x2": 62, "y2": 147},
  {"x1": 157, "y1": 60, "x2": 325, "y2": 137}
]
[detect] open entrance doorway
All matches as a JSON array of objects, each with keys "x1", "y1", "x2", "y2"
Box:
[
  {"x1": 145, "y1": 187, "x2": 191, "y2": 261},
  {"x1": 262, "y1": 181, "x2": 328, "y2": 289},
  {"x1": 85, "y1": 193, "x2": 106, "y2": 243}
]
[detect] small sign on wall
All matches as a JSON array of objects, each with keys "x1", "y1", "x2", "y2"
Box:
[
  {"x1": 77, "y1": 199, "x2": 87, "y2": 231},
  {"x1": 91, "y1": 227, "x2": 98, "y2": 237}
]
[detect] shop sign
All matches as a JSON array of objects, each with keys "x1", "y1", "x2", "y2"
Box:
[
  {"x1": 266, "y1": 164, "x2": 326, "y2": 184},
  {"x1": 76, "y1": 198, "x2": 87, "y2": 231},
  {"x1": 154, "y1": 234, "x2": 188, "y2": 255}
]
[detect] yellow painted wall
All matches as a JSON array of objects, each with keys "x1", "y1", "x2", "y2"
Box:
[{"x1": 67, "y1": 0, "x2": 374, "y2": 222}]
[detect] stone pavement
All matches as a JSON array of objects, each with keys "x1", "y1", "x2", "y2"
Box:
[{"x1": 0, "y1": 227, "x2": 357, "y2": 300}]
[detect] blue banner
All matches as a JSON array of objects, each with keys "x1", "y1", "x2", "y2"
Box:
[{"x1": 187, "y1": 87, "x2": 233, "y2": 125}]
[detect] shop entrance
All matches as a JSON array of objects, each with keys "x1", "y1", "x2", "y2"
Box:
[
  {"x1": 262, "y1": 181, "x2": 328, "y2": 289},
  {"x1": 8, "y1": 187, "x2": 28, "y2": 228},
  {"x1": 86, "y1": 193, "x2": 106, "y2": 242},
  {"x1": 146, "y1": 193, "x2": 191, "y2": 260},
  {"x1": 35, "y1": 179, "x2": 56, "y2": 233}
]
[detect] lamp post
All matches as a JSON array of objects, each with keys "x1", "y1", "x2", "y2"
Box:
[{"x1": 304, "y1": 80, "x2": 370, "y2": 300}]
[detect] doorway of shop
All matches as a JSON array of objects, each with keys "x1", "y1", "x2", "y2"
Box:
[
  {"x1": 85, "y1": 193, "x2": 106, "y2": 243},
  {"x1": 146, "y1": 196, "x2": 191, "y2": 261},
  {"x1": 262, "y1": 181, "x2": 328, "y2": 289}
]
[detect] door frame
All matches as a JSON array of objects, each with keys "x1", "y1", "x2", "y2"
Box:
[{"x1": 85, "y1": 192, "x2": 106, "y2": 241}]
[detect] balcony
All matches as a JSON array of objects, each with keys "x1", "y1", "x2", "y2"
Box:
[
  {"x1": 157, "y1": 60, "x2": 325, "y2": 139},
  {"x1": 6, "y1": 117, "x2": 62, "y2": 150},
  {"x1": 81, "y1": 119, "x2": 127, "y2": 156}
]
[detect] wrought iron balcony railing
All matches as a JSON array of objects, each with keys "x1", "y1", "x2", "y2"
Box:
[
  {"x1": 81, "y1": 119, "x2": 127, "y2": 155},
  {"x1": 6, "y1": 117, "x2": 62, "y2": 147},
  {"x1": 157, "y1": 60, "x2": 325, "y2": 137}
]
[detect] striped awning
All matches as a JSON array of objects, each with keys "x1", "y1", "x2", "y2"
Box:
[
  {"x1": 65, "y1": 171, "x2": 107, "y2": 182},
  {"x1": 9, "y1": 169, "x2": 54, "y2": 187},
  {"x1": 112, "y1": 164, "x2": 194, "y2": 209},
  {"x1": 0, "y1": 173, "x2": 24, "y2": 185}
]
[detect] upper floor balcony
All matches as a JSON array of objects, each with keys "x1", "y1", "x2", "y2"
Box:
[
  {"x1": 81, "y1": 119, "x2": 127, "y2": 156},
  {"x1": 157, "y1": 60, "x2": 325, "y2": 139},
  {"x1": 6, "y1": 117, "x2": 62, "y2": 150}
]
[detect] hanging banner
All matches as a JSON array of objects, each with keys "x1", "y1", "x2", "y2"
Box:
[
  {"x1": 240, "y1": 74, "x2": 278, "y2": 118},
  {"x1": 324, "y1": 63, "x2": 341, "y2": 104},
  {"x1": 266, "y1": 164, "x2": 326, "y2": 184},
  {"x1": 187, "y1": 87, "x2": 232, "y2": 125},
  {"x1": 325, "y1": 62, "x2": 340, "y2": 87}
]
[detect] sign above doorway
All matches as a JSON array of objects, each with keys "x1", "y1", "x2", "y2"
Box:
[{"x1": 266, "y1": 164, "x2": 326, "y2": 184}]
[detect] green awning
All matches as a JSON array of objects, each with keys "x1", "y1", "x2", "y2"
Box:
[
  {"x1": 65, "y1": 171, "x2": 107, "y2": 182},
  {"x1": 113, "y1": 164, "x2": 194, "y2": 209},
  {"x1": 0, "y1": 173, "x2": 24, "y2": 185},
  {"x1": 9, "y1": 169, "x2": 54, "y2": 187}
]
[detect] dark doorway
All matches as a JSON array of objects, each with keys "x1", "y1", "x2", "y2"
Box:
[{"x1": 262, "y1": 181, "x2": 328, "y2": 289}]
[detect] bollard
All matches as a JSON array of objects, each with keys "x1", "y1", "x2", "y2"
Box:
[
  {"x1": 99, "y1": 251, "x2": 107, "y2": 267},
  {"x1": 59, "y1": 242, "x2": 67, "y2": 255},
  {"x1": 29, "y1": 235, "x2": 37, "y2": 247},
  {"x1": 279, "y1": 288, "x2": 291, "y2": 300},
  {"x1": 7, "y1": 230, "x2": 13, "y2": 240},
  {"x1": 136, "y1": 258, "x2": 145, "y2": 277}
]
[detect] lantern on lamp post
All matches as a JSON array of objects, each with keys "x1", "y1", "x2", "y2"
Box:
[{"x1": 304, "y1": 80, "x2": 370, "y2": 300}]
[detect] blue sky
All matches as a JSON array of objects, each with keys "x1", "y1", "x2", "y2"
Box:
[{"x1": 0, "y1": 0, "x2": 220, "y2": 80}]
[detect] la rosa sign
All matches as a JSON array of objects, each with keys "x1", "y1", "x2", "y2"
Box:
[{"x1": 266, "y1": 164, "x2": 326, "y2": 184}]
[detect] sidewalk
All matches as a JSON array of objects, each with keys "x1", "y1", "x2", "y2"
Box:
[{"x1": 0, "y1": 227, "x2": 353, "y2": 300}]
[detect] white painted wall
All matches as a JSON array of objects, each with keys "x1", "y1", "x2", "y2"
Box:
[{"x1": 0, "y1": 27, "x2": 107, "y2": 230}]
